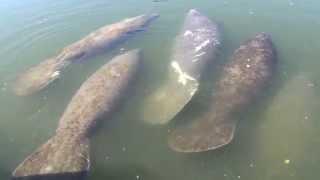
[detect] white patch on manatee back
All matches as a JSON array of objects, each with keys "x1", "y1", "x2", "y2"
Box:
[
  {"x1": 189, "y1": 86, "x2": 198, "y2": 96},
  {"x1": 195, "y1": 39, "x2": 211, "y2": 52},
  {"x1": 212, "y1": 38, "x2": 221, "y2": 46},
  {"x1": 194, "y1": 52, "x2": 206, "y2": 57},
  {"x1": 195, "y1": 35, "x2": 202, "y2": 41},
  {"x1": 43, "y1": 166, "x2": 53, "y2": 173},
  {"x1": 171, "y1": 61, "x2": 196, "y2": 85},
  {"x1": 51, "y1": 71, "x2": 60, "y2": 78},
  {"x1": 184, "y1": 30, "x2": 193, "y2": 37},
  {"x1": 110, "y1": 68, "x2": 121, "y2": 77},
  {"x1": 196, "y1": 28, "x2": 210, "y2": 33}
]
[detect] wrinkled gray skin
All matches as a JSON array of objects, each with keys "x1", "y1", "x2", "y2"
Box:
[
  {"x1": 12, "y1": 50, "x2": 141, "y2": 178},
  {"x1": 169, "y1": 33, "x2": 277, "y2": 152},
  {"x1": 13, "y1": 14, "x2": 158, "y2": 96},
  {"x1": 143, "y1": 9, "x2": 221, "y2": 125}
]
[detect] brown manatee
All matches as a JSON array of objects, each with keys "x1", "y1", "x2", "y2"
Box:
[
  {"x1": 142, "y1": 9, "x2": 221, "y2": 125},
  {"x1": 12, "y1": 50, "x2": 141, "y2": 179},
  {"x1": 168, "y1": 33, "x2": 277, "y2": 152},
  {"x1": 13, "y1": 14, "x2": 158, "y2": 96}
]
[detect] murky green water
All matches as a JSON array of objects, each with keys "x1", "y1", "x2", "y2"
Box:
[{"x1": 1, "y1": 0, "x2": 320, "y2": 179}]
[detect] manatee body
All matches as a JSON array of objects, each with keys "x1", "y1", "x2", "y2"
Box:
[
  {"x1": 142, "y1": 9, "x2": 221, "y2": 125},
  {"x1": 12, "y1": 50, "x2": 141, "y2": 179},
  {"x1": 13, "y1": 14, "x2": 158, "y2": 96},
  {"x1": 168, "y1": 33, "x2": 277, "y2": 152}
]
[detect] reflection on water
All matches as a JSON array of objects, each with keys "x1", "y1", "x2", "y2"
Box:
[{"x1": 1, "y1": 0, "x2": 320, "y2": 180}]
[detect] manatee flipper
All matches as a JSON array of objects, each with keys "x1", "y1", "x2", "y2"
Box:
[
  {"x1": 12, "y1": 136, "x2": 89, "y2": 178},
  {"x1": 168, "y1": 114, "x2": 235, "y2": 153}
]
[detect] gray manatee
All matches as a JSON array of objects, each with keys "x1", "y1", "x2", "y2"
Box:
[
  {"x1": 12, "y1": 50, "x2": 141, "y2": 179},
  {"x1": 13, "y1": 14, "x2": 158, "y2": 96},
  {"x1": 142, "y1": 9, "x2": 221, "y2": 125},
  {"x1": 168, "y1": 33, "x2": 277, "y2": 152}
]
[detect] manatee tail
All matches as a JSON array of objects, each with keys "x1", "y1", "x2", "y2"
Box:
[
  {"x1": 12, "y1": 135, "x2": 90, "y2": 179},
  {"x1": 141, "y1": 84, "x2": 180, "y2": 125},
  {"x1": 168, "y1": 114, "x2": 236, "y2": 152},
  {"x1": 13, "y1": 56, "x2": 68, "y2": 96},
  {"x1": 142, "y1": 81, "x2": 198, "y2": 125}
]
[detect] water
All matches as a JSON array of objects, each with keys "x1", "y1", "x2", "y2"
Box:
[{"x1": 1, "y1": 0, "x2": 320, "y2": 179}]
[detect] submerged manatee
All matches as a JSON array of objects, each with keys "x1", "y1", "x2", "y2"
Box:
[
  {"x1": 12, "y1": 50, "x2": 141, "y2": 179},
  {"x1": 142, "y1": 9, "x2": 221, "y2": 125},
  {"x1": 168, "y1": 33, "x2": 277, "y2": 152},
  {"x1": 13, "y1": 14, "x2": 158, "y2": 96}
]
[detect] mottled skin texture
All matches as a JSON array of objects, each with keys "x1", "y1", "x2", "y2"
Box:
[
  {"x1": 168, "y1": 33, "x2": 277, "y2": 152},
  {"x1": 143, "y1": 9, "x2": 221, "y2": 125},
  {"x1": 13, "y1": 14, "x2": 158, "y2": 96},
  {"x1": 12, "y1": 50, "x2": 141, "y2": 178}
]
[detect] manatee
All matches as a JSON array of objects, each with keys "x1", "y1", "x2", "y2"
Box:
[
  {"x1": 168, "y1": 33, "x2": 277, "y2": 152},
  {"x1": 13, "y1": 14, "x2": 158, "y2": 96},
  {"x1": 142, "y1": 9, "x2": 221, "y2": 125},
  {"x1": 12, "y1": 50, "x2": 141, "y2": 179}
]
